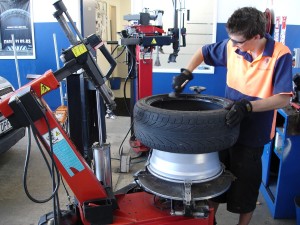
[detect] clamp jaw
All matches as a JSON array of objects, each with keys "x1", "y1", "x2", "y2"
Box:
[{"x1": 189, "y1": 86, "x2": 207, "y2": 94}]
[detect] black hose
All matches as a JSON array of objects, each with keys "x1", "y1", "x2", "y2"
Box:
[{"x1": 16, "y1": 99, "x2": 61, "y2": 224}]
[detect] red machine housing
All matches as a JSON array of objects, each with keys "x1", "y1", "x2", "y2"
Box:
[
  {"x1": 136, "y1": 44, "x2": 153, "y2": 100},
  {"x1": 0, "y1": 70, "x2": 213, "y2": 225}
]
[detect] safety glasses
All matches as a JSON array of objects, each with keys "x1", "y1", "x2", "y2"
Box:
[{"x1": 230, "y1": 38, "x2": 248, "y2": 45}]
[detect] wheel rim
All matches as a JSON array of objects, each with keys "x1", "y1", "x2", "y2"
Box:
[{"x1": 147, "y1": 149, "x2": 223, "y2": 183}]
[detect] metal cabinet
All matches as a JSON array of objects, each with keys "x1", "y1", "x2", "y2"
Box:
[{"x1": 260, "y1": 106, "x2": 300, "y2": 218}]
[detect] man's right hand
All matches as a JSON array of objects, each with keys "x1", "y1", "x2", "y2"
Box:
[{"x1": 172, "y1": 68, "x2": 194, "y2": 94}]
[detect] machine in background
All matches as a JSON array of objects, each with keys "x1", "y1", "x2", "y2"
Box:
[{"x1": 119, "y1": 2, "x2": 187, "y2": 154}]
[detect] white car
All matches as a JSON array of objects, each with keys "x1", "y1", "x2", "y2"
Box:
[{"x1": 0, "y1": 76, "x2": 25, "y2": 154}]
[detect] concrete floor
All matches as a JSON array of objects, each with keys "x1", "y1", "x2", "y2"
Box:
[{"x1": 0, "y1": 116, "x2": 297, "y2": 225}]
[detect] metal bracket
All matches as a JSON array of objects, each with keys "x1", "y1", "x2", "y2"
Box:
[
  {"x1": 189, "y1": 86, "x2": 206, "y2": 94},
  {"x1": 183, "y1": 180, "x2": 192, "y2": 206}
]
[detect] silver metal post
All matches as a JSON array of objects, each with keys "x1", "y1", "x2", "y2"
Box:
[
  {"x1": 93, "y1": 90, "x2": 112, "y2": 187},
  {"x1": 53, "y1": 33, "x2": 64, "y2": 106},
  {"x1": 11, "y1": 34, "x2": 21, "y2": 88},
  {"x1": 93, "y1": 144, "x2": 112, "y2": 187}
]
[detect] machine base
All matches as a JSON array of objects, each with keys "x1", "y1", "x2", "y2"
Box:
[
  {"x1": 113, "y1": 191, "x2": 214, "y2": 225},
  {"x1": 38, "y1": 186, "x2": 214, "y2": 225},
  {"x1": 136, "y1": 170, "x2": 233, "y2": 200}
]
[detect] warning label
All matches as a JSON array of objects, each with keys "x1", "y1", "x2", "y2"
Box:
[
  {"x1": 72, "y1": 44, "x2": 87, "y2": 57},
  {"x1": 40, "y1": 83, "x2": 51, "y2": 95},
  {"x1": 42, "y1": 127, "x2": 84, "y2": 177}
]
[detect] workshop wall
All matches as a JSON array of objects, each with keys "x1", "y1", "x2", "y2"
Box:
[
  {"x1": 0, "y1": 0, "x2": 80, "y2": 110},
  {"x1": 1, "y1": 0, "x2": 299, "y2": 108},
  {"x1": 94, "y1": 0, "x2": 130, "y2": 80},
  {"x1": 153, "y1": 0, "x2": 300, "y2": 97}
]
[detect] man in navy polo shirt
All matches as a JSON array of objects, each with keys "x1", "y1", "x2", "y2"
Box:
[{"x1": 172, "y1": 7, "x2": 293, "y2": 225}]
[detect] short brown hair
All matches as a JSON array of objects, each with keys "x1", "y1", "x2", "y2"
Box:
[{"x1": 226, "y1": 7, "x2": 266, "y2": 39}]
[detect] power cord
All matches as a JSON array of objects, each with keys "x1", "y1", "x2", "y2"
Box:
[
  {"x1": 16, "y1": 98, "x2": 61, "y2": 225},
  {"x1": 122, "y1": 46, "x2": 136, "y2": 117},
  {"x1": 118, "y1": 122, "x2": 134, "y2": 157}
]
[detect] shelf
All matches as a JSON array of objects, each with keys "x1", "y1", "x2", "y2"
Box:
[
  {"x1": 261, "y1": 107, "x2": 300, "y2": 219},
  {"x1": 275, "y1": 127, "x2": 285, "y2": 136},
  {"x1": 268, "y1": 175, "x2": 278, "y2": 200}
]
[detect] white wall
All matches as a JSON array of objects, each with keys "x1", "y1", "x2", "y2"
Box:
[
  {"x1": 272, "y1": 0, "x2": 300, "y2": 25},
  {"x1": 32, "y1": 0, "x2": 80, "y2": 23},
  {"x1": 216, "y1": 0, "x2": 267, "y2": 23},
  {"x1": 216, "y1": 0, "x2": 300, "y2": 25}
]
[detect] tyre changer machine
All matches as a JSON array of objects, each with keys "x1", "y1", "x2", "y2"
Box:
[{"x1": 0, "y1": 1, "x2": 233, "y2": 224}]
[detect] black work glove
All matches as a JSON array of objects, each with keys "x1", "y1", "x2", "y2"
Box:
[
  {"x1": 226, "y1": 99, "x2": 252, "y2": 127},
  {"x1": 172, "y1": 68, "x2": 193, "y2": 94}
]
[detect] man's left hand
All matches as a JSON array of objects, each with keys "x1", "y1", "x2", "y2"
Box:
[{"x1": 226, "y1": 99, "x2": 252, "y2": 127}]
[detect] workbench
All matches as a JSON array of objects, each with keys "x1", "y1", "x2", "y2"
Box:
[{"x1": 260, "y1": 106, "x2": 300, "y2": 218}]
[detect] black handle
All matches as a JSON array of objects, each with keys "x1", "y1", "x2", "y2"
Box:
[
  {"x1": 98, "y1": 44, "x2": 117, "y2": 80},
  {"x1": 86, "y1": 34, "x2": 117, "y2": 80}
]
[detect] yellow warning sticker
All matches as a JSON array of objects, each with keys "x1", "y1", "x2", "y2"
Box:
[
  {"x1": 151, "y1": 38, "x2": 157, "y2": 45},
  {"x1": 40, "y1": 83, "x2": 51, "y2": 95},
  {"x1": 72, "y1": 44, "x2": 87, "y2": 57}
]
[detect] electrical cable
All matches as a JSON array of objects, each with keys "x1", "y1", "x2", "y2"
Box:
[
  {"x1": 16, "y1": 98, "x2": 61, "y2": 224},
  {"x1": 122, "y1": 77, "x2": 131, "y2": 116},
  {"x1": 23, "y1": 126, "x2": 56, "y2": 203},
  {"x1": 111, "y1": 44, "x2": 119, "y2": 55},
  {"x1": 130, "y1": 158, "x2": 147, "y2": 164},
  {"x1": 114, "y1": 46, "x2": 126, "y2": 60},
  {"x1": 122, "y1": 46, "x2": 136, "y2": 117},
  {"x1": 117, "y1": 48, "x2": 136, "y2": 154},
  {"x1": 111, "y1": 157, "x2": 120, "y2": 161},
  {"x1": 43, "y1": 114, "x2": 61, "y2": 225},
  {"x1": 60, "y1": 176, "x2": 72, "y2": 204},
  {"x1": 110, "y1": 42, "x2": 145, "y2": 170},
  {"x1": 118, "y1": 121, "x2": 134, "y2": 156},
  {"x1": 21, "y1": 116, "x2": 60, "y2": 203}
]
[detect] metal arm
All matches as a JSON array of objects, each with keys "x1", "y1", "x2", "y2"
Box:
[
  {"x1": 53, "y1": 0, "x2": 117, "y2": 111},
  {"x1": 168, "y1": 0, "x2": 187, "y2": 63}
]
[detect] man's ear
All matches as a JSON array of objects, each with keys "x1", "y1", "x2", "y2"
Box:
[{"x1": 255, "y1": 34, "x2": 262, "y2": 40}]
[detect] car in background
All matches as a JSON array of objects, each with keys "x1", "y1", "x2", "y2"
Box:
[{"x1": 0, "y1": 76, "x2": 26, "y2": 154}]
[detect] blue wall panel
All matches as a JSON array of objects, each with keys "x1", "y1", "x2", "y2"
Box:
[
  {"x1": 0, "y1": 22, "x2": 70, "y2": 110},
  {"x1": 285, "y1": 25, "x2": 300, "y2": 75}
]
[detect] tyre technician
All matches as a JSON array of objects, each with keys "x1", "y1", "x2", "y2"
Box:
[{"x1": 171, "y1": 7, "x2": 293, "y2": 225}]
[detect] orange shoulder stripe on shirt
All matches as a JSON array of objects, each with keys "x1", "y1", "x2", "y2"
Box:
[{"x1": 226, "y1": 42, "x2": 291, "y2": 98}]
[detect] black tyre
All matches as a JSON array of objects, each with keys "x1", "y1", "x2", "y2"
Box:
[{"x1": 133, "y1": 94, "x2": 239, "y2": 154}]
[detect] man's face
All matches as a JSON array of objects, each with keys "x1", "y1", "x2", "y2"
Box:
[{"x1": 228, "y1": 34, "x2": 254, "y2": 52}]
